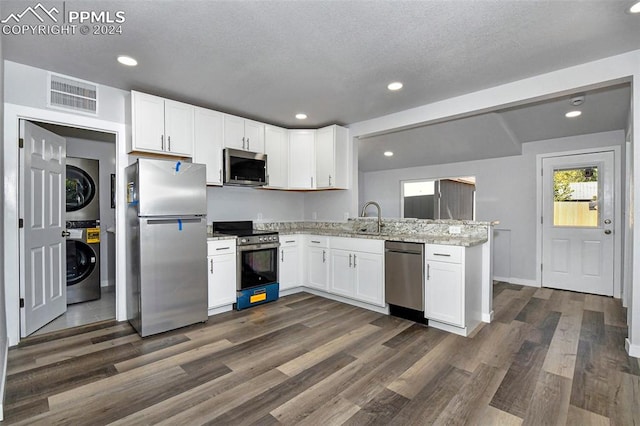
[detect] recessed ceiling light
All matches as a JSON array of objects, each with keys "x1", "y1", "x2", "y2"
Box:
[
  {"x1": 387, "y1": 82, "x2": 403, "y2": 91},
  {"x1": 117, "y1": 55, "x2": 138, "y2": 66},
  {"x1": 384, "y1": 151, "x2": 394, "y2": 157},
  {"x1": 629, "y1": 1, "x2": 640, "y2": 13},
  {"x1": 295, "y1": 113, "x2": 307, "y2": 120},
  {"x1": 565, "y1": 110, "x2": 582, "y2": 118}
]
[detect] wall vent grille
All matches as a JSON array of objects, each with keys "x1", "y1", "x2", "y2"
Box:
[{"x1": 48, "y1": 72, "x2": 98, "y2": 115}]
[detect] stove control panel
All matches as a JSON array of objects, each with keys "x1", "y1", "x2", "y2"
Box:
[{"x1": 237, "y1": 234, "x2": 279, "y2": 246}]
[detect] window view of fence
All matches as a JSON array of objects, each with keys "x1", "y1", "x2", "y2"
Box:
[{"x1": 553, "y1": 167, "x2": 599, "y2": 227}]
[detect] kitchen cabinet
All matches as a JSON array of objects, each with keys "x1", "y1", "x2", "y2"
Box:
[
  {"x1": 207, "y1": 239, "x2": 237, "y2": 309},
  {"x1": 279, "y1": 235, "x2": 301, "y2": 291},
  {"x1": 288, "y1": 130, "x2": 316, "y2": 189},
  {"x1": 224, "y1": 114, "x2": 265, "y2": 153},
  {"x1": 264, "y1": 125, "x2": 288, "y2": 188},
  {"x1": 194, "y1": 107, "x2": 224, "y2": 185},
  {"x1": 315, "y1": 125, "x2": 349, "y2": 189},
  {"x1": 131, "y1": 91, "x2": 194, "y2": 157},
  {"x1": 329, "y1": 237, "x2": 384, "y2": 307},
  {"x1": 425, "y1": 244, "x2": 482, "y2": 335},
  {"x1": 305, "y1": 235, "x2": 329, "y2": 291}
]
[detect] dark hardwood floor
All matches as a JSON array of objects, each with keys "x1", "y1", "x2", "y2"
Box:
[{"x1": 3, "y1": 283, "x2": 639, "y2": 425}]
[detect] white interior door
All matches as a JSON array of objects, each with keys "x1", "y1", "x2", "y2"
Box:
[
  {"x1": 20, "y1": 120, "x2": 67, "y2": 336},
  {"x1": 542, "y1": 151, "x2": 614, "y2": 296}
]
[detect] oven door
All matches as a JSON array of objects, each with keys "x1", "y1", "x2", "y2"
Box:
[{"x1": 237, "y1": 243, "x2": 279, "y2": 290}]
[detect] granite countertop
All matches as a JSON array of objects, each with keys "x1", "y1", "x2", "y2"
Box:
[
  {"x1": 206, "y1": 234, "x2": 236, "y2": 241},
  {"x1": 274, "y1": 228, "x2": 487, "y2": 247}
]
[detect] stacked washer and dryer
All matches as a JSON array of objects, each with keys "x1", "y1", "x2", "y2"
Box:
[{"x1": 66, "y1": 157, "x2": 101, "y2": 304}]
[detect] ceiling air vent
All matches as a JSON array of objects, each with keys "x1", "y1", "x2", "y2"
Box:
[{"x1": 48, "y1": 72, "x2": 98, "y2": 115}]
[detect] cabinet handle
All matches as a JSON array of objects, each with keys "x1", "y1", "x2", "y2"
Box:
[
  {"x1": 161, "y1": 135, "x2": 164, "y2": 150},
  {"x1": 311, "y1": 240, "x2": 321, "y2": 244},
  {"x1": 168, "y1": 136, "x2": 171, "y2": 151},
  {"x1": 328, "y1": 175, "x2": 332, "y2": 186},
  {"x1": 322, "y1": 249, "x2": 326, "y2": 263},
  {"x1": 216, "y1": 247, "x2": 231, "y2": 251},
  {"x1": 281, "y1": 250, "x2": 284, "y2": 262},
  {"x1": 433, "y1": 253, "x2": 451, "y2": 257},
  {"x1": 353, "y1": 254, "x2": 357, "y2": 268},
  {"x1": 210, "y1": 259, "x2": 213, "y2": 274},
  {"x1": 349, "y1": 253, "x2": 352, "y2": 268},
  {"x1": 219, "y1": 169, "x2": 222, "y2": 183},
  {"x1": 242, "y1": 136, "x2": 245, "y2": 150},
  {"x1": 246, "y1": 138, "x2": 250, "y2": 150},
  {"x1": 285, "y1": 240, "x2": 295, "y2": 243},
  {"x1": 311, "y1": 176, "x2": 314, "y2": 187},
  {"x1": 427, "y1": 264, "x2": 430, "y2": 280}
]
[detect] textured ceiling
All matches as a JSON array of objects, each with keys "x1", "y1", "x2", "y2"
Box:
[
  {"x1": 2, "y1": 0, "x2": 640, "y2": 129},
  {"x1": 359, "y1": 84, "x2": 631, "y2": 172}
]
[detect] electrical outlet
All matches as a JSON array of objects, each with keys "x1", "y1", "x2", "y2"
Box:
[{"x1": 449, "y1": 225, "x2": 461, "y2": 234}]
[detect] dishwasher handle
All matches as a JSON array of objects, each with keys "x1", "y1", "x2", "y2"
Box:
[{"x1": 385, "y1": 249, "x2": 423, "y2": 255}]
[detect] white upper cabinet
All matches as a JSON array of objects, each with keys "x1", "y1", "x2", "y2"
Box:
[
  {"x1": 288, "y1": 129, "x2": 316, "y2": 189},
  {"x1": 315, "y1": 125, "x2": 349, "y2": 189},
  {"x1": 264, "y1": 125, "x2": 288, "y2": 188},
  {"x1": 193, "y1": 107, "x2": 224, "y2": 186},
  {"x1": 223, "y1": 114, "x2": 265, "y2": 153},
  {"x1": 131, "y1": 91, "x2": 194, "y2": 157}
]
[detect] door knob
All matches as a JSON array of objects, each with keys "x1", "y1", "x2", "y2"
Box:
[
  {"x1": 604, "y1": 229, "x2": 612, "y2": 235},
  {"x1": 61, "y1": 230, "x2": 70, "y2": 237}
]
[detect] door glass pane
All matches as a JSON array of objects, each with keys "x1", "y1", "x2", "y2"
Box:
[{"x1": 553, "y1": 166, "x2": 599, "y2": 227}]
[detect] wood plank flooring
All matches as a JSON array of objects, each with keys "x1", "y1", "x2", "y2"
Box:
[{"x1": 4, "y1": 282, "x2": 640, "y2": 425}]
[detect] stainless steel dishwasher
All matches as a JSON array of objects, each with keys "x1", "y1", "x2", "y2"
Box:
[{"x1": 385, "y1": 241, "x2": 426, "y2": 323}]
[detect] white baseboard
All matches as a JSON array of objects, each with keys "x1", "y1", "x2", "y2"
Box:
[
  {"x1": 625, "y1": 338, "x2": 640, "y2": 358},
  {"x1": 482, "y1": 310, "x2": 494, "y2": 323},
  {"x1": 493, "y1": 276, "x2": 539, "y2": 287},
  {"x1": 279, "y1": 287, "x2": 304, "y2": 297},
  {"x1": 207, "y1": 305, "x2": 233, "y2": 317},
  {"x1": 0, "y1": 339, "x2": 8, "y2": 421}
]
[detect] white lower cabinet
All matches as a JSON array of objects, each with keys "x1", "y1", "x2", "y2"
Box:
[
  {"x1": 425, "y1": 244, "x2": 482, "y2": 335},
  {"x1": 329, "y1": 237, "x2": 384, "y2": 307},
  {"x1": 279, "y1": 235, "x2": 301, "y2": 291},
  {"x1": 207, "y1": 240, "x2": 237, "y2": 309},
  {"x1": 305, "y1": 236, "x2": 329, "y2": 291}
]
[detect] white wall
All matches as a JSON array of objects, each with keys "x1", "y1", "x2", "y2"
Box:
[
  {"x1": 361, "y1": 130, "x2": 626, "y2": 283},
  {"x1": 0, "y1": 15, "x2": 8, "y2": 420},
  {"x1": 207, "y1": 186, "x2": 304, "y2": 222},
  {"x1": 67, "y1": 138, "x2": 116, "y2": 287}
]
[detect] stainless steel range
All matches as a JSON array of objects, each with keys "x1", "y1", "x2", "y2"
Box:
[{"x1": 212, "y1": 221, "x2": 280, "y2": 310}]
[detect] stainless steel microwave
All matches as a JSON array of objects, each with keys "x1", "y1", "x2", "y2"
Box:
[{"x1": 223, "y1": 148, "x2": 268, "y2": 186}]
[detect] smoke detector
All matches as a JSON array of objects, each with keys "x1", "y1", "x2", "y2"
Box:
[{"x1": 570, "y1": 95, "x2": 585, "y2": 106}]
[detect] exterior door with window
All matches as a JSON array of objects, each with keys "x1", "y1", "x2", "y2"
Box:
[{"x1": 541, "y1": 152, "x2": 614, "y2": 296}]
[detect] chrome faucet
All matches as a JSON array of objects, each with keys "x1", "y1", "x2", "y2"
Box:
[{"x1": 360, "y1": 201, "x2": 382, "y2": 234}]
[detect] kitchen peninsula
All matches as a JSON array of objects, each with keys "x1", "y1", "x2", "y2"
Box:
[{"x1": 208, "y1": 218, "x2": 495, "y2": 337}]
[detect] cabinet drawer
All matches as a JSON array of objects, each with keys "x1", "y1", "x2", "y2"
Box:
[
  {"x1": 207, "y1": 239, "x2": 236, "y2": 255},
  {"x1": 280, "y1": 235, "x2": 300, "y2": 247},
  {"x1": 305, "y1": 235, "x2": 329, "y2": 248},
  {"x1": 426, "y1": 244, "x2": 462, "y2": 263}
]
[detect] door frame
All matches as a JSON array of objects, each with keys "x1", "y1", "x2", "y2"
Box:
[
  {"x1": 536, "y1": 145, "x2": 623, "y2": 298},
  {"x1": 4, "y1": 103, "x2": 127, "y2": 347}
]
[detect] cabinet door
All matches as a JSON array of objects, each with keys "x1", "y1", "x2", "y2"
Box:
[
  {"x1": 223, "y1": 115, "x2": 246, "y2": 150},
  {"x1": 208, "y1": 253, "x2": 237, "y2": 309},
  {"x1": 425, "y1": 261, "x2": 463, "y2": 326},
  {"x1": 132, "y1": 91, "x2": 165, "y2": 153},
  {"x1": 264, "y1": 126, "x2": 288, "y2": 188},
  {"x1": 288, "y1": 130, "x2": 315, "y2": 189},
  {"x1": 244, "y1": 120, "x2": 265, "y2": 153},
  {"x1": 307, "y1": 245, "x2": 328, "y2": 290},
  {"x1": 315, "y1": 125, "x2": 334, "y2": 188},
  {"x1": 280, "y1": 245, "x2": 300, "y2": 290},
  {"x1": 354, "y1": 252, "x2": 384, "y2": 306},
  {"x1": 329, "y1": 249, "x2": 355, "y2": 298},
  {"x1": 164, "y1": 100, "x2": 194, "y2": 156},
  {"x1": 194, "y1": 107, "x2": 224, "y2": 185}
]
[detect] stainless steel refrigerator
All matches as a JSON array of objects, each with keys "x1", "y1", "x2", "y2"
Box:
[{"x1": 125, "y1": 158, "x2": 208, "y2": 337}]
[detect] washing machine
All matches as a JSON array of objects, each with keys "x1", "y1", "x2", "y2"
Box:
[
  {"x1": 66, "y1": 220, "x2": 101, "y2": 304},
  {"x1": 66, "y1": 157, "x2": 100, "y2": 222}
]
